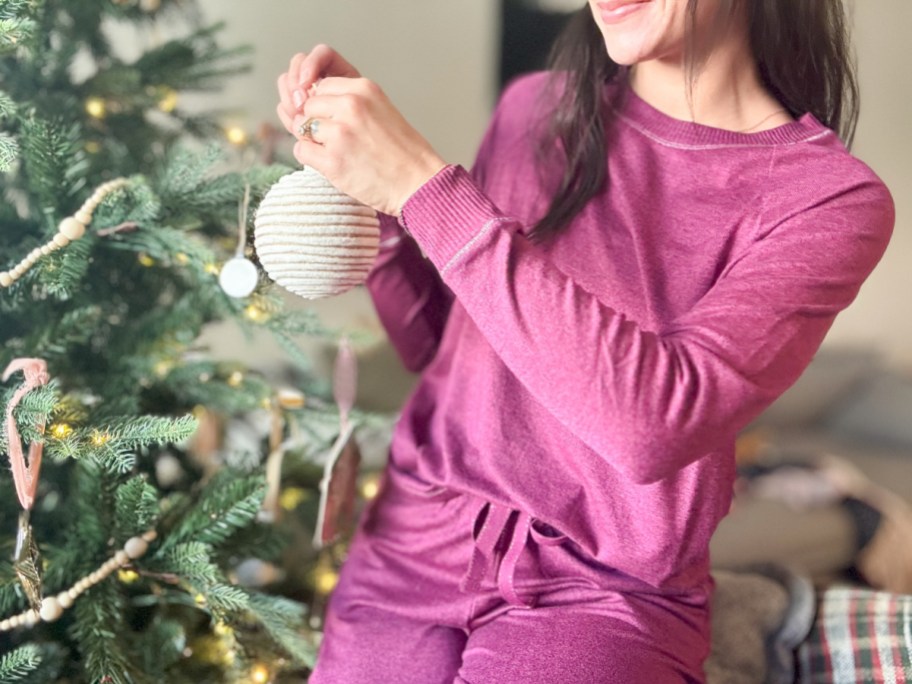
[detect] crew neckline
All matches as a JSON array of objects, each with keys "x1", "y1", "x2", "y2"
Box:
[{"x1": 609, "y1": 78, "x2": 831, "y2": 148}]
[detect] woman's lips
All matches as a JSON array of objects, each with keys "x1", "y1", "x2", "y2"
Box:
[{"x1": 596, "y1": 0, "x2": 650, "y2": 24}]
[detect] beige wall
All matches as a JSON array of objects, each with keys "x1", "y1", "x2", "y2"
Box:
[
  {"x1": 136, "y1": 1, "x2": 909, "y2": 380},
  {"x1": 824, "y1": 0, "x2": 912, "y2": 366},
  {"x1": 192, "y1": 0, "x2": 498, "y2": 167}
]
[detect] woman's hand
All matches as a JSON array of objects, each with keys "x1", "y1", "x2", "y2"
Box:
[
  {"x1": 276, "y1": 44, "x2": 360, "y2": 135},
  {"x1": 276, "y1": 45, "x2": 447, "y2": 217}
]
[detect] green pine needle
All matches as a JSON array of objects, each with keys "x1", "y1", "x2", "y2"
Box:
[
  {"x1": 0, "y1": 644, "x2": 42, "y2": 682},
  {"x1": 0, "y1": 132, "x2": 18, "y2": 171},
  {"x1": 113, "y1": 476, "x2": 160, "y2": 542},
  {"x1": 159, "y1": 471, "x2": 265, "y2": 551},
  {"x1": 247, "y1": 592, "x2": 316, "y2": 667}
]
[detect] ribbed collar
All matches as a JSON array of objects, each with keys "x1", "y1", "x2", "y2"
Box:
[{"x1": 608, "y1": 77, "x2": 832, "y2": 148}]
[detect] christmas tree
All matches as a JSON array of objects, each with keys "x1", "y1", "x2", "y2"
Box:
[{"x1": 0, "y1": 1, "x2": 384, "y2": 680}]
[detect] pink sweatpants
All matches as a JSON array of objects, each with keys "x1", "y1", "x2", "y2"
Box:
[{"x1": 309, "y1": 466, "x2": 710, "y2": 683}]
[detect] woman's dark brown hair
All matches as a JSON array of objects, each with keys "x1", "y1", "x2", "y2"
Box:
[{"x1": 529, "y1": 0, "x2": 860, "y2": 243}]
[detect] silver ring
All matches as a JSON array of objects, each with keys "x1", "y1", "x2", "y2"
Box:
[{"x1": 298, "y1": 117, "x2": 320, "y2": 141}]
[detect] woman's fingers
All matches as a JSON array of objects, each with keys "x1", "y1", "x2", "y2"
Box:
[
  {"x1": 300, "y1": 93, "x2": 351, "y2": 121},
  {"x1": 312, "y1": 77, "x2": 376, "y2": 97},
  {"x1": 277, "y1": 72, "x2": 298, "y2": 119},
  {"x1": 276, "y1": 103, "x2": 295, "y2": 134},
  {"x1": 293, "y1": 137, "x2": 335, "y2": 171},
  {"x1": 288, "y1": 51, "x2": 308, "y2": 85},
  {"x1": 277, "y1": 47, "x2": 362, "y2": 132},
  {"x1": 298, "y1": 44, "x2": 361, "y2": 90}
]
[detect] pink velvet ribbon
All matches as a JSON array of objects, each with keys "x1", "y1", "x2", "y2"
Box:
[{"x1": 2, "y1": 358, "x2": 50, "y2": 511}]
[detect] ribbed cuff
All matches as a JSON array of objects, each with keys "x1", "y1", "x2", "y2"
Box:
[{"x1": 399, "y1": 164, "x2": 506, "y2": 272}]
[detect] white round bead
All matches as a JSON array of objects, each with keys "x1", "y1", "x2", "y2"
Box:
[
  {"x1": 23, "y1": 610, "x2": 38, "y2": 627},
  {"x1": 67, "y1": 588, "x2": 80, "y2": 600},
  {"x1": 40, "y1": 245, "x2": 52, "y2": 255},
  {"x1": 75, "y1": 209, "x2": 93, "y2": 225},
  {"x1": 115, "y1": 550, "x2": 129, "y2": 565},
  {"x1": 58, "y1": 592, "x2": 74, "y2": 608},
  {"x1": 124, "y1": 536, "x2": 149, "y2": 559},
  {"x1": 0, "y1": 619, "x2": 10, "y2": 631},
  {"x1": 218, "y1": 257, "x2": 258, "y2": 298},
  {"x1": 58, "y1": 217, "x2": 86, "y2": 241},
  {"x1": 0, "y1": 272, "x2": 12, "y2": 287},
  {"x1": 8, "y1": 615, "x2": 20, "y2": 628},
  {"x1": 253, "y1": 167, "x2": 380, "y2": 300},
  {"x1": 29, "y1": 248, "x2": 41, "y2": 259},
  {"x1": 142, "y1": 530, "x2": 158, "y2": 542},
  {"x1": 53, "y1": 233, "x2": 71, "y2": 248},
  {"x1": 40, "y1": 597, "x2": 63, "y2": 622}
]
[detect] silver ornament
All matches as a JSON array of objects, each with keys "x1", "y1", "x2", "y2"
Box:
[{"x1": 254, "y1": 167, "x2": 380, "y2": 300}]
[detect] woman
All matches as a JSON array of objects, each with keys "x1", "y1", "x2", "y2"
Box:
[{"x1": 276, "y1": 1, "x2": 894, "y2": 681}]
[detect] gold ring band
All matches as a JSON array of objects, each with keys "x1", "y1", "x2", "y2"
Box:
[{"x1": 298, "y1": 117, "x2": 320, "y2": 141}]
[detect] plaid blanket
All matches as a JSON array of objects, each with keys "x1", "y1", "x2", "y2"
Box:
[{"x1": 798, "y1": 587, "x2": 912, "y2": 683}]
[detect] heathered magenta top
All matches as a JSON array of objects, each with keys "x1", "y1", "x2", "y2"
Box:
[{"x1": 364, "y1": 73, "x2": 894, "y2": 594}]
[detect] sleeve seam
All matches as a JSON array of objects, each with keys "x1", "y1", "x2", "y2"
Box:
[{"x1": 440, "y1": 217, "x2": 515, "y2": 276}]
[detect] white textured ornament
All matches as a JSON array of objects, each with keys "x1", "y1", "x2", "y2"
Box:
[
  {"x1": 219, "y1": 256, "x2": 258, "y2": 298},
  {"x1": 254, "y1": 167, "x2": 380, "y2": 300}
]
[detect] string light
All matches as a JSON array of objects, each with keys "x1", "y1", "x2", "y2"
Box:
[
  {"x1": 174, "y1": 252, "x2": 189, "y2": 265},
  {"x1": 84, "y1": 141, "x2": 101, "y2": 154},
  {"x1": 138, "y1": 253, "x2": 155, "y2": 267},
  {"x1": 204, "y1": 263, "x2": 220, "y2": 275},
  {"x1": 50, "y1": 423, "x2": 73, "y2": 439},
  {"x1": 279, "y1": 487, "x2": 308, "y2": 511},
  {"x1": 226, "y1": 371, "x2": 244, "y2": 388},
  {"x1": 90, "y1": 430, "x2": 111, "y2": 446},
  {"x1": 243, "y1": 303, "x2": 269, "y2": 323},
  {"x1": 154, "y1": 360, "x2": 173, "y2": 377},
  {"x1": 158, "y1": 88, "x2": 178, "y2": 113},
  {"x1": 314, "y1": 556, "x2": 339, "y2": 595},
  {"x1": 250, "y1": 663, "x2": 271, "y2": 683},
  {"x1": 85, "y1": 97, "x2": 107, "y2": 119},
  {"x1": 360, "y1": 473, "x2": 381, "y2": 500},
  {"x1": 225, "y1": 126, "x2": 248, "y2": 146},
  {"x1": 117, "y1": 569, "x2": 139, "y2": 583}
]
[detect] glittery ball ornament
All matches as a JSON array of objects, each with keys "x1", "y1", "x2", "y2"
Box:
[{"x1": 253, "y1": 167, "x2": 380, "y2": 299}]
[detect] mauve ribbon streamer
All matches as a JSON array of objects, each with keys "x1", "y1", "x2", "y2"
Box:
[{"x1": 2, "y1": 358, "x2": 50, "y2": 511}]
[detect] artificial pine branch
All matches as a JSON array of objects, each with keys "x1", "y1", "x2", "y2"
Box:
[{"x1": 0, "y1": 644, "x2": 41, "y2": 682}]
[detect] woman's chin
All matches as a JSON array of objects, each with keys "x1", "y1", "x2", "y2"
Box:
[{"x1": 602, "y1": 40, "x2": 653, "y2": 67}]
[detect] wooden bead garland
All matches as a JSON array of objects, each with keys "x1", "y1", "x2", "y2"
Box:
[
  {"x1": 253, "y1": 167, "x2": 380, "y2": 300},
  {"x1": 0, "y1": 178, "x2": 129, "y2": 289},
  {"x1": 0, "y1": 529, "x2": 156, "y2": 632}
]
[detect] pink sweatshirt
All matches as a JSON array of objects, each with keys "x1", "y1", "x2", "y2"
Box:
[{"x1": 365, "y1": 73, "x2": 894, "y2": 594}]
